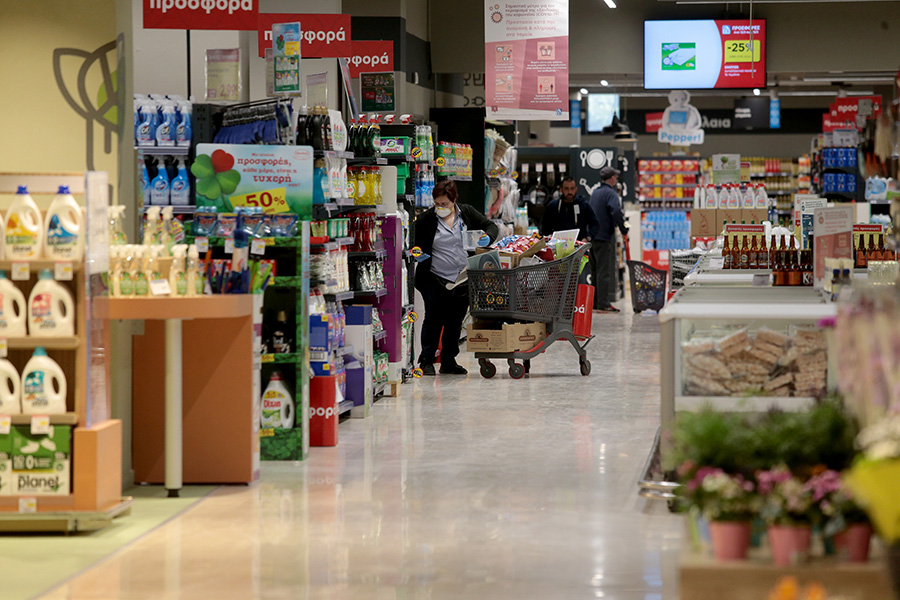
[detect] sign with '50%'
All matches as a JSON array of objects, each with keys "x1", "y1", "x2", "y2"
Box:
[{"x1": 229, "y1": 187, "x2": 290, "y2": 213}]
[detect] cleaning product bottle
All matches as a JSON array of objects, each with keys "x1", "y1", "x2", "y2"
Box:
[
  {"x1": 140, "y1": 162, "x2": 152, "y2": 207},
  {"x1": 44, "y1": 186, "x2": 84, "y2": 261},
  {"x1": 156, "y1": 102, "x2": 177, "y2": 146},
  {"x1": 4, "y1": 186, "x2": 43, "y2": 260},
  {"x1": 144, "y1": 207, "x2": 162, "y2": 245},
  {"x1": 146, "y1": 245, "x2": 163, "y2": 285},
  {"x1": 136, "y1": 99, "x2": 157, "y2": 146},
  {"x1": 150, "y1": 163, "x2": 170, "y2": 206},
  {"x1": 0, "y1": 271, "x2": 27, "y2": 337},
  {"x1": 176, "y1": 101, "x2": 192, "y2": 147},
  {"x1": 109, "y1": 205, "x2": 128, "y2": 245},
  {"x1": 161, "y1": 206, "x2": 174, "y2": 255},
  {"x1": 169, "y1": 160, "x2": 190, "y2": 206},
  {"x1": 133, "y1": 247, "x2": 149, "y2": 296},
  {"x1": 187, "y1": 245, "x2": 203, "y2": 296},
  {"x1": 21, "y1": 348, "x2": 67, "y2": 415},
  {"x1": 29, "y1": 270, "x2": 74, "y2": 337},
  {"x1": 0, "y1": 358, "x2": 21, "y2": 414},
  {"x1": 259, "y1": 371, "x2": 294, "y2": 429},
  {"x1": 118, "y1": 246, "x2": 136, "y2": 297},
  {"x1": 169, "y1": 245, "x2": 188, "y2": 296}
]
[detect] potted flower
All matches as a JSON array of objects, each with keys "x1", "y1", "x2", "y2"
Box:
[
  {"x1": 676, "y1": 465, "x2": 761, "y2": 560},
  {"x1": 757, "y1": 466, "x2": 815, "y2": 566},
  {"x1": 805, "y1": 469, "x2": 872, "y2": 562}
]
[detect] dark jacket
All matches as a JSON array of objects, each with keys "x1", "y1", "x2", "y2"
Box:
[
  {"x1": 588, "y1": 182, "x2": 628, "y2": 242},
  {"x1": 539, "y1": 195, "x2": 599, "y2": 241},
  {"x1": 414, "y1": 204, "x2": 500, "y2": 291}
]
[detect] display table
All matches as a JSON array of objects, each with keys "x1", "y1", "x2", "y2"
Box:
[{"x1": 94, "y1": 296, "x2": 257, "y2": 496}]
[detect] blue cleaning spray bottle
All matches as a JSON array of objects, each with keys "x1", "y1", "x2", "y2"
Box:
[
  {"x1": 149, "y1": 161, "x2": 170, "y2": 206},
  {"x1": 156, "y1": 102, "x2": 177, "y2": 147},
  {"x1": 176, "y1": 101, "x2": 192, "y2": 147},
  {"x1": 169, "y1": 159, "x2": 190, "y2": 206}
]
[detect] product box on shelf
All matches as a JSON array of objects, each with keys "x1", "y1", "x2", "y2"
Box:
[
  {"x1": 742, "y1": 209, "x2": 768, "y2": 224},
  {"x1": 309, "y1": 374, "x2": 339, "y2": 447},
  {"x1": 690, "y1": 209, "x2": 718, "y2": 238},
  {"x1": 310, "y1": 361, "x2": 334, "y2": 377},
  {"x1": 466, "y1": 321, "x2": 547, "y2": 353},
  {"x1": 0, "y1": 434, "x2": 10, "y2": 495},
  {"x1": 345, "y1": 305, "x2": 373, "y2": 416},
  {"x1": 380, "y1": 137, "x2": 411, "y2": 157},
  {"x1": 10, "y1": 425, "x2": 71, "y2": 496},
  {"x1": 309, "y1": 314, "x2": 334, "y2": 361},
  {"x1": 716, "y1": 208, "x2": 743, "y2": 227}
]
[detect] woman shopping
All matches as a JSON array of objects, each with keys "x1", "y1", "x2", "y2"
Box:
[{"x1": 414, "y1": 179, "x2": 499, "y2": 376}]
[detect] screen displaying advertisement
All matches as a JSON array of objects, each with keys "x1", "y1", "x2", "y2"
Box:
[
  {"x1": 586, "y1": 94, "x2": 620, "y2": 133},
  {"x1": 644, "y1": 19, "x2": 765, "y2": 89}
]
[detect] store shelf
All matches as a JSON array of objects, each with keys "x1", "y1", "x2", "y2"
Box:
[
  {"x1": 640, "y1": 184, "x2": 698, "y2": 188},
  {"x1": 338, "y1": 399, "x2": 354, "y2": 416},
  {"x1": 141, "y1": 205, "x2": 196, "y2": 214},
  {"x1": 93, "y1": 296, "x2": 252, "y2": 320},
  {"x1": 770, "y1": 191, "x2": 795, "y2": 195},
  {"x1": 311, "y1": 241, "x2": 339, "y2": 252},
  {"x1": 315, "y1": 150, "x2": 355, "y2": 159},
  {"x1": 335, "y1": 237, "x2": 354, "y2": 246},
  {"x1": 0, "y1": 259, "x2": 82, "y2": 273},
  {"x1": 192, "y1": 236, "x2": 301, "y2": 248},
  {"x1": 347, "y1": 156, "x2": 387, "y2": 165},
  {"x1": 260, "y1": 352, "x2": 300, "y2": 364},
  {"x1": 323, "y1": 290, "x2": 354, "y2": 301},
  {"x1": 2, "y1": 337, "x2": 80, "y2": 350},
  {"x1": 2, "y1": 412, "x2": 79, "y2": 425},
  {"x1": 751, "y1": 172, "x2": 795, "y2": 178},
  {"x1": 444, "y1": 175, "x2": 472, "y2": 182},
  {"x1": 373, "y1": 329, "x2": 387, "y2": 342},
  {"x1": 135, "y1": 146, "x2": 190, "y2": 156},
  {"x1": 640, "y1": 206, "x2": 693, "y2": 211},
  {"x1": 354, "y1": 288, "x2": 387, "y2": 298},
  {"x1": 348, "y1": 248, "x2": 387, "y2": 259},
  {"x1": 639, "y1": 171, "x2": 697, "y2": 175}
]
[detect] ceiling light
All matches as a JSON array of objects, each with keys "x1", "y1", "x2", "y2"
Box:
[
  {"x1": 579, "y1": 88, "x2": 589, "y2": 95},
  {"x1": 753, "y1": 88, "x2": 760, "y2": 96},
  {"x1": 600, "y1": 80, "x2": 609, "y2": 87},
  {"x1": 603, "y1": 0, "x2": 616, "y2": 7}
]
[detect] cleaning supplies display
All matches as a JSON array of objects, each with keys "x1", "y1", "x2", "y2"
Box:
[
  {"x1": 435, "y1": 142, "x2": 472, "y2": 178},
  {"x1": 10, "y1": 424, "x2": 71, "y2": 495},
  {"x1": 259, "y1": 371, "x2": 294, "y2": 429},
  {"x1": 21, "y1": 347, "x2": 67, "y2": 415},
  {"x1": 44, "y1": 186, "x2": 85, "y2": 261},
  {"x1": 4, "y1": 186, "x2": 43, "y2": 260},
  {"x1": 169, "y1": 160, "x2": 191, "y2": 205},
  {"x1": 0, "y1": 272, "x2": 27, "y2": 337},
  {"x1": 0, "y1": 359, "x2": 20, "y2": 414},
  {"x1": 29, "y1": 270, "x2": 75, "y2": 337},
  {"x1": 134, "y1": 95, "x2": 193, "y2": 148},
  {"x1": 149, "y1": 161, "x2": 171, "y2": 206}
]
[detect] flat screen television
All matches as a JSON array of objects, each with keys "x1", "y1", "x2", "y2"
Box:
[
  {"x1": 586, "y1": 93, "x2": 620, "y2": 133},
  {"x1": 643, "y1": 19, "x2": 766, "y2": 90}
]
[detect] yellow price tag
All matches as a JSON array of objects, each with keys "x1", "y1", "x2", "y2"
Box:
[
  {"x1": 511, "y1": 171, "x2": 519, "y2": 179},
  {"x1": 723, "y1": 39, "x2": 761, "y2": 63},
  {"x1": 260, "y1": 428, "x2": 275, "y2": 438},
  {"x1": 411, "y1": 147, "x2": 423, "y2": 159},
  {"x1": 408, "y1": 311, "x2": 418, "y2": 323},
  {"x1": 435, "y1": 157, "x2": 446, "y2": 167},
  {"x1": 410, "y1": 246, "x2": 423, "y2": 258},
  {"x1": 261, "y1": 354, "x2": 275, "y2": 363},
  {"x1": 412, "y1": 368, "x2": 423, "y2": 378},
  {"x1": 229, "y1": 187, "x2": 290, "y2": 214}
]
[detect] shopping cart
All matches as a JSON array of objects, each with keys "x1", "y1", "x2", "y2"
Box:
[
  {"x1": 467, "y1": 244, "x2": 593, "y2": 379},
  {"x1": 626, "y1": 260, "x2": 668, "y2": 313}
]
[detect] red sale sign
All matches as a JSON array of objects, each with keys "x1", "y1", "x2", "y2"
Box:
[
  {"x1": 256, "y1": 13, "x2": 351, "y2": 58},
  {"x1": 144, "y1": 0, "x2": 258, "y2": 30},
  {"x1": 344, "y1": 41, "x2": 394, "y2": 78},
  {"x1": 645, "y1": 112, "x2": 664, "y2": 133},
  {"x1": 834, "y1": 95, "x2": 883, "y2": 121},
  {"x1": 714, "y1": 20, "x2": 766, "y2": 88}
]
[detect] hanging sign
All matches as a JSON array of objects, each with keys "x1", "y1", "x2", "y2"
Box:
[
  {"x1": 658, "y1": 90, "x2": 704, "y2": 146},
  {"x1": 344, "y1": 41, "x2": 394, "y2": 78},
  {"x1": 360, "y1": 72, "x2": 395, "y2": 112},
  {"x1": 256, "y1": 13, "x2": 350, "y2": 58},
  {"x1": 273, "y1": 22, "x2": 301, "y2": 95},
  {"x1": 205, "y1": 48, "x2": 241, "y2": 102},
  {"x1": 144, "y1": 0, "x2": 258, "y2": 30},
  {"x1": 484, "y1": 0, "x2": 569, "y2": 121}
]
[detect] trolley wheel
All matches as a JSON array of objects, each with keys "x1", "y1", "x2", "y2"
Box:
[
  {"x1": 523, "y1": 359, "x2": 531, "y2": 374},
  {"x1": 579, "y1": 359, "x2": 592, "y2": 376},
  {"x1": 509, "y1": 363, "x2": 526, "y2": 379},
  {"x1": 479, "y1": 359, "x2": 496, "y2": 379}
]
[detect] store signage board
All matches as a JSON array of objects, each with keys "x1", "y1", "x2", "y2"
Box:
[
  {"x1": 306, "y1": 72, "x2": 328, "y2": 108},
  {"x1": 194, "y1": 144, "x2": 314, "y2": 218},
  {"x1": 272, "y1": 22, "x2": 301, "y2": 95},
  {"x1": 343, "y1": 41, "x2": 394, "y2": 79},
  {"x1": 853, "y1": 223, "x2": 884, "y2": 249},
  {"x1": 798, "y1": 196, "x2": 826, "y2": 250},
  {"x1": 256, "y1": 13, "x2": 350, "y2": 58},
  {"x1": 711, "y1": 154, "x2": 741, "y2": 184},
  {"x1": 793, "y1": 194, "x2": 824, "y2": 229},
  {"x1": 144, "y1": 0, "x2": 258, "y2": 30},
  {"x1": 338, "y1": 58, "x2": 359, "y2": 121},
  {"x1": 813, "y1": 206, "x2": 853, "y2": 288},
  {"x1": 205, "y1": 49, "x2": 241, "y2": 103},
  {"x1": 769, "y1": 97, "x2": 781, "y2": 129},
  {"x1": 484, "y1": 0, "x2": 569, "y2": 121},
  {"x1": 360, "y1": 72, "x2": 395, "y2": 112},
  {"x1": 733, "y1": 97, "x2": 770, "y2": 129},
  {"x1": 658, "y1": 90, "x2": 704, "y2": 146},
  {"x1": 644, "y1": 20, "x2": 765, "y2": 89}
]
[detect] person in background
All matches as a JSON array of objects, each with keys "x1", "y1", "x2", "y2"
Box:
[
  {"x1": 588, "y1": 166, "x2": 629, "y2": 313},
  {"x1": 414, "y1": 179, "x2": 499, "y2": 376},
  {"x1": 539, "y1": 176, "x2": 600, "y2": 242}
]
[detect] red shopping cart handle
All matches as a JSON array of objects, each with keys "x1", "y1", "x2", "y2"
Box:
[{"x1": 623, "y1": 234, "x2": 631, "y2": 262}]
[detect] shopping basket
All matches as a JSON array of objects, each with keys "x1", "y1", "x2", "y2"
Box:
[
  {"x1": 467, "y1": 245, "x2": 593, "y2": 379},
  {"x1": 626, "y1": 260, "x2": 667, "y2": 313}
]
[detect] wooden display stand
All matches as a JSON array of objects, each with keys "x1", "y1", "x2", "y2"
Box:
[{"x1": 94, "y1": 296, "x2": 257, "y2": 488}]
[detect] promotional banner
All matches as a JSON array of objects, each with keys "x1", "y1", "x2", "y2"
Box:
[
  {"x1": 273, "y1": 22, "x2": 301, "y2": 95},
  {"x1": 711, "y1": 154, "x2": 741, "y2": 184},
  {"x1": 144, "y1": 0, "x2": 257, "y2": 30},
  {"x1": 193, "y1": 144, "x2": 313, "y2": 218},
  {"x1": 484, "y1": 0, "x2": 569, "y2": 121},
  {"x1": 344, "y1": 41, "x2": 394, "y2": 78},
  {"x1": 256, "y1": 13, "x2": 350, "y2": 58},
  {"x1": 813, "y1": 206, "x2": 853, "y2": 288},
  {"x1": 644, "y1": 19, "x2": 766, "y2": 89},
  {"x1": 205, "y1": 48, "x2": 241, "y2": 102},
  {"x1": 360, "y1": 72, "x2": 395, "y2": 112}
]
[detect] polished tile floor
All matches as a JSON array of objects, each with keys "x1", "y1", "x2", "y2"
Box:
[{"x1": 41, "y1": 311, "x2": 682, "y2": 599}]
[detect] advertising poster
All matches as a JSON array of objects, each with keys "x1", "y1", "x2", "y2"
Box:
[
  {"x1": 306, "y1": 72, "x2": 328, "y2": 107},
  {"x1": 205, "y1": 49, "x2": 241, "y2": 103},
  {"x1": 360, "y1": 72, "x2": 395, "y2": 112},
  {"x1": 813, "y1": 206, "x2": 853, "y2": 288},
  {"x1": 795, "y1": 195, "x2": 826, "y2": 249},
  {"x1": 273, "y1": 22, "x2": 301, "y2": 95},
  {"x1": 484, "y1": 0, "x2": 569, "y2": 121},
  {"x1": 193, "y1": 144, "x2": 314, "y2": 218},
  {"x1": 644, "y1": 19, "x2": 765, "y2": 89},
  {"x1": 256, "y1": 13, "x2": 351, "y2": 58},
  {"x1": 711, "y1": 154, "x2": 740, "y2": 184}
]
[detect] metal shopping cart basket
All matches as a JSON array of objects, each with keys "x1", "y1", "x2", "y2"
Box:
[{"x1": 467, "y1": 244, "x2": 593, "y2": 379}]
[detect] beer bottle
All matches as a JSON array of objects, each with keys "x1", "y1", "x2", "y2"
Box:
[
  {"x1": 856, "y1": 234, "x2": 868, "y2": 269},
  {"x1": 787, "y1": 249, "x2": 802, "y2": 286},
  {"x1": 759, "y1": 234, "x2": 769, "y2": 269},
  {"x1": 723, "y1": 231, "x2": 732, "y2": 269},
  {"x1": 740, "y1": 234, "x2": 750, "y2": 269},
  {"x1": 749, "y1": 232, "x2": 759, "y2": 269}
]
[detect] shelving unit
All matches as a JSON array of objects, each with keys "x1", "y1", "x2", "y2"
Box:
[{"x1": 637, "y1": 157, "x2": 700, "y2": 210}]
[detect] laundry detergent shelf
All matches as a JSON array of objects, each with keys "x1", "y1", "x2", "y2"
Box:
[
  {"x1": 28, "y1": 270, "x2": 75, "y2": 337},
  {"x1": 45, "y1": 186, "x2": 84, "y2": 261},
  {"x1": 21, "y1": 347, "x2": 67, "y2": 415},
  {"x1": 4, "y1": 186, "x2": 43, "y2": 260}
]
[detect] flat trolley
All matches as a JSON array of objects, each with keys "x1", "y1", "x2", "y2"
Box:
[{"x1": 467, "y1": 244, "x2": 593, "y2": 379}]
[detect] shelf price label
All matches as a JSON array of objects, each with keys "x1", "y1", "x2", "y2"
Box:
[
  {"x1": 195, "y1": 237, "x2": 209, "y2": 253},
  {"x1": 229, "y1": 187, "x2": 290, "y2": 214},
  {"x1": 435, "y1": 157, "x2": 446, "y2": 168},
  {"x1": 31, "y1": 415, "x2": 50, "y2": 435},
  {"x1": 11, "y1": 263, "x2": 29, "y2": 281},
  {"x1": 0, "y1": 415, "x2": 10, "y2": 435},
  {"x1": 723, "y1": 40, "x2": 761, "y2": 63},
  {"x1": 18, "y1": 497, "x2": 37, "y2": 513},
  {"x1": 411, "y1": 147, "x2": 423, "y2": 160},
  {"x1": 412, "y1": 367, "x2": 423, "y2": 378},
  {"x1": 54, "y1": 261, "x2": 74, "y2": 281},
  {"x1": 0, "y1": 338, "x2": 7, "y2": 358},
  {"x1": 224, "y1": 239, "x2": 235, "y2": 255},
  {"x1": 261, "y1": 354, "x2": 274, "y2": 363},
  {"x1": 259, "y1": 428, "x2": 274, "y2": 438},
  {"x1": 250, "y1": 239, "x2": 266, "y2": 256}
]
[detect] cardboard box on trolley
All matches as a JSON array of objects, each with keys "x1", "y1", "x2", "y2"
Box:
[{"x1": 467, "y1": 321, "x2": 547, "y2": 353}]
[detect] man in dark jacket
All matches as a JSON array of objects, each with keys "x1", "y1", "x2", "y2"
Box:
[
  {"x1": 539, "y1": 176, "x2": 600, "y2": 241},
  {"x1": 588, "y1": 166, "x2": 629, "y2": 312}
]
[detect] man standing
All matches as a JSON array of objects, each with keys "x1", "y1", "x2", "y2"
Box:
[
  {"x1": 539, "y1": 176, "x2": 600, "y2": 242},
  {"x1": 588, "y1": 166, "x2": 629, "y2": 312}
]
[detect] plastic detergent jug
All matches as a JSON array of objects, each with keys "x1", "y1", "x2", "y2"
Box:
[
  {"x1": 28, "y1": 270, "x2": 74, "y2": 337},
  {"x1": 21, "y1": 348, "x2": 67, "y2": 415},
  {"x1": 45, "y1": 186, "x2": 84, "y2": 261},
  {"x1": 0, "y1": 272, "x2": 27, "y2": 337},
  {"x1": 260, "y1": 371, "x2": 294, "y2": 429},
  {"x1": 0, "y1": 358, "x2": 20, "y2": 414},
  {"x1": 4, "y1": 186, "x2": 43, "y2": 260}
]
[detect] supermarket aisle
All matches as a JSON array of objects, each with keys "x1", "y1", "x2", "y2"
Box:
[{"x1": 42, "y1": 312, "x2": 682, "y2": 600}]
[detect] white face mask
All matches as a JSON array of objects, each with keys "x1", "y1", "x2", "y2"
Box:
[{"x1": 435, "y1": 206, "x2": 453, "y2": 218}]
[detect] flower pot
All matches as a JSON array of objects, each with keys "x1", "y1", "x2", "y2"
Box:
[
  {"x1": 834, "y1": 523, "x2": 873, "y2": 562},
  {"x1": 710, "y1": 521, "x2": 751, "y2": 561},
  {"x1": 768, "y1": 524, "x2": 812, "y2": 566}
]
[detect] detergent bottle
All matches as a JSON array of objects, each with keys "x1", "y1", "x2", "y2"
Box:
[
  {"x1": 21, "y1": 348, "x2": 67, "y2": 415},
  {"x1": 28, "y1": 270, "x2": 74, "y2": 337},
  {"x1": 4, "y1": 186, "x2": 43, "y2": 260},
  {"x1": 176, "y1": 101, "x2": 192, "y2": 147},
  {"x1": 259, "y1": 371, "x2": 294, "y2": 429},
  {"x1": 0, "y1": 358, "x2": 21, "y2": 414},
  {"x1": 0, "y1": 271, "x2": 27, "y2": 337},
  {"x1": 45, "y1": 186, "x2": 84, "y2": 261},
  {"x1": 144, "y1": 207, "x2": 162, "y2": 245}
]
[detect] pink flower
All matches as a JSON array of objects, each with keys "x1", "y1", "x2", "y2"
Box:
[{"x1": 687, "y1": 466, "x2": 723, "y2": 491}]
